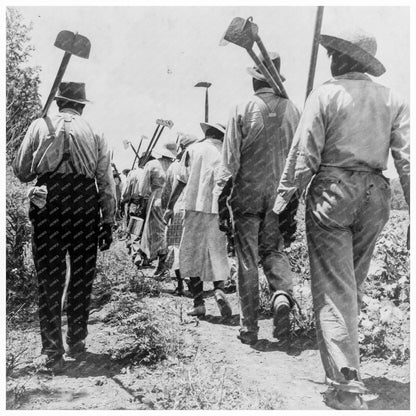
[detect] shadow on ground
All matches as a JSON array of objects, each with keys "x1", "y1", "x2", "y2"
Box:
[{"x1": 365, "y1": 376, "x2": 410, "y2": 410}]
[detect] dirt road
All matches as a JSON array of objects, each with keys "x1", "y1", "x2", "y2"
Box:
[{"x1": 6, "y1": 271, "x2": 410, "y2": 410}]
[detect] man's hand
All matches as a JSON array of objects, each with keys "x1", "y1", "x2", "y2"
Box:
[
  {"x1": 99, "y1": 223, "x2": 113, "y2": 251},
  {"x1": 164, "y1": 209, "x2": 174, "y2": 225}
]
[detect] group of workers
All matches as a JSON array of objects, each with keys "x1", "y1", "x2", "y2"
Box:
[{"x1": 13, "y1": 26, "x2": 409, "y2": 411}]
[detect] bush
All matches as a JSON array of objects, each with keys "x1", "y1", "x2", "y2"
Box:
[{"x1": 6, "y1": 168, "x2": 36, "y2": 316}]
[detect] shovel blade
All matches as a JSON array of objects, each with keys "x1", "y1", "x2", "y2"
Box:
[
  {"x1": 221, "y1": 17, "x2": 255, "y2": 49},
  {"x1": 195, "y1": 82, "x2": 212, "y2": 88},
  {"x1": 54, "y1": 30, "x2": 91, "y2": 59}
]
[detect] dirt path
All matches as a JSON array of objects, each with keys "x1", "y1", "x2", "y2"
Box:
[{"x1": 6, "y1": 245, "x2": 410, "y2": 410}]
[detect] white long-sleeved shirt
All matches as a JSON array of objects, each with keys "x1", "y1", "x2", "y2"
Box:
[
  {"x1": 274, "y1": 72, "x2": 410, "y2": 213},
  {"x1": 13, "y1": 108, "x2": 116, "y2": 224}
]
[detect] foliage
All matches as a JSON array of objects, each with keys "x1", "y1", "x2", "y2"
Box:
[
  {"x1": 104, "y1": 296, "x2": 184, "y2": 366},
  {"x1": 6, "y1": 168, "x2": 36, "y2": 317},
  {"x1": 6, "y1": 7, "x2": 42, "y2": 163},
  {"x1": 390, "y1": 178, "x2": 408, "y2": 211},
  {"x1": 6, "y1": 7, "x2": 41, "y2": 316}
]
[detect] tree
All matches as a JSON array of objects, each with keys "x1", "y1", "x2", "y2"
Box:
[
  {"x1": 6, "y1": 8, "x2": 41, "y2": 315},
  {"x1": 6, "y1": 7, "x2": 42, "y2": 164}
]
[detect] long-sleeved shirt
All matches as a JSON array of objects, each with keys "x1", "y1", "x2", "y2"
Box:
[
  {"x1": 13, "y1": 108, "x2": 116, "y2": 224},
  {"x1": 273, "y1": 72, "x2": 410, "y2": 214},
  {"x1": 216, "y1": 87, "x2": 300, "y2": 214},
  {"x1": 178, "y1": 138, "x2": 223, "y2": 214}
]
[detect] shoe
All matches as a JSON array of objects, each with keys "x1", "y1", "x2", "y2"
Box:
[
  {"x1": 187, "y1": 305, "x2": 206, "y2": 317},
  {"x1": 35, "y1": 354, "x2": 65, "y2": 374},
  {"x1": 66, "y1": 340, "x2": 87, "y2": 357},
  {"x1": 323, "y1": 388, "x2": 368, "y2": 410},
  {"x1": 237, "y1": 331, "x2": 258, "y2": 345},
  {"x1": 153, "y1": 268, "x2": 169, "y2": 280},
  {"x1": 214, "y1": 290, "x2": 232, "y2": 317},
  {"x1": 272, "y1": 294, "x2": 291, "y2": 340},
  {"x1": 173, "y1": 286, "x2": 185, "y2": 296}
]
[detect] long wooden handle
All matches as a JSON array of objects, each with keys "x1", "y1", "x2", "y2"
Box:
[
  {"x1": 42, "y1": 51, "x2": 72, "y2": 118},
  {"x1": 305, "y1": 6, "x2": 324, "y2": 101},
  {"x1": 141, "y1": 124, "x2": 161, "y2": 167},
  {"x1": 255, "y1": 37, "x2": 288, "y2": 99},
  {"x1": 205, "y1": 88, "x2": 209, "y2": 122},
  {"x1": 247, "y1": 49, "x2": 283, "y2": 97}
]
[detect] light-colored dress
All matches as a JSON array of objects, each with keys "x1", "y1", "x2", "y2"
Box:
[{"x1": 139, "y1": 158, "x2": 172, "y2": 260}]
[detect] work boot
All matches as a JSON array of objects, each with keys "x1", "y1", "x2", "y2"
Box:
[
  {"x1": 35, "y1": 354, "x2": 65, "y2": 374},
  {"x1": 272, "y1": 294, "x2": 291, "y2": 340},
  {"x1": 187, "y1": 305, "x2": 206, "y2": 317},
  {"x1": 153, "y1": 254, "x2": 169, "y2": 279},
  {"x1": 323, "y1": 388, "x2": 368, "y2": 410},
  {"x1": 66, "y1": 340, "x2": 87, "y2": 358},
  {"x1": 237, "y1": 330, "x2": 258, "y2": 345},
  {"x1": 214, "y1": 289, "x2": 232, "y2": 317}
]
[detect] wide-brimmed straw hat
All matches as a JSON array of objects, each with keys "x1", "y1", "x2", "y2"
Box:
[
  {"x1": 246, "y1": 51, "x2": 286, "y2": 82},
  {"x1": 200, "y1": 122, "x2": 226, "y2": 137},
  {"x1": 152, "y1": 139, "x2": 177, "y2": 159},
  {"x1": 54, "y1": 82, "x2": 90, "y2": 104},
  {"x1": 320, "y1": 28, "x2": 385, "y2": 77},
  {"x1": 177, "y1": 133, "x2": 200, "y2": 149}
]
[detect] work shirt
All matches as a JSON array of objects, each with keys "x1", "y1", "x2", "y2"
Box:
[
  {"x1": 138, "y1": 158, "x2": 171, "y2": 198},
  {"x1": 13, "y1": 108, "x2": 116, "y2": 224},
  {"x1": 273, "y1": 72, "x2": 410, "y2": 213},
  {"x1": 217, "y1": 87, "x2": 300, "y2": 214},
  {"x1": 178, "y1": 138, "x2": 223, "y2": 214},
  {"x1": 123, "y1": 168, "x2": 144, "y2": 201}
]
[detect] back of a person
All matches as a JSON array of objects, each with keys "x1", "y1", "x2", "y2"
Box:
[
  {"x1": 318, "y1": 74, "x2": 404, "y2": 170},
  {"x1": 183, "y1": 138, "x2": 222, "y2": 213},
  {"x1": 232, "y1": 93, "x2": 299, "y2": 213}
]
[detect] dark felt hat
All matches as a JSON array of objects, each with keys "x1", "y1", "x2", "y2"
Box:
[{"x1": 54, "y1": 82, "x2": 90, "y2": 104}]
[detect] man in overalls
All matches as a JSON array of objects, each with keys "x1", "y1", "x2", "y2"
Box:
[
  {"x1": 13, "y1": 82, "x2": 116, "y2": 371},
  {"x1": 273, "y1": 29, "x2": 409, "y2": 409},
  {"x1": 217, "y1": 53, "x2": 300, "y2": 345}
]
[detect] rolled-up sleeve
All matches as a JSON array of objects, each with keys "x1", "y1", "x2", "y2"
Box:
[
  {"x1": 274, "y1": 91, "x2": 325, "y2": 214},
  {"x1": 95, "y1": 133, "x2": 116, "y2": 224},
  {"x1": 390, "y1": 100, "x2": 410, "y2": 207}
]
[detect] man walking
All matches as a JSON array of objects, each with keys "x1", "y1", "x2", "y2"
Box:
[
  {"x1": 217, "y1": 53, "x2": 300, "y2": 345},
  {"x1": 273, "y1": 29, "x2": 409, "y2": 409},
  {"x1": 165, "y1": 123, "x2": 232, "y2": 318},
  {"x1": 13, "y1": 82, "x2": 116, "y2": 371}
]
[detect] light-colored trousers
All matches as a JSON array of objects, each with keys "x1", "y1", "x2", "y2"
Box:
[{"x1": 305, "y1": 168, "x2": 391, "y2": 393}]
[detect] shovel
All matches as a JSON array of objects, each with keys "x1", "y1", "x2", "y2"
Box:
[
  {"x1": 130, "y1": 136, "x2": 146, "y2": 169},
  {"x1": 42, "y1": 30, "x2": 91, "y2": 118},
  {"x1": 221, "y1": 17, "x2": 288, "y2": 99}
]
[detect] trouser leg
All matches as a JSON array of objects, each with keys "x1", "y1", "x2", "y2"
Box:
[
  {"x1": 233, "y1": 213, "x2": 260, "y2": 334},
  {"x1": 259, "y1": 209, "x2": 293, "y2": 304},
  {"x1": 66, "y1": 190, "x2": 100, "y2": 347},
  {"x1": 32, "y1": 212, "x2": 67, "y2": 360},
  {"x1": 189, "y1": 277, "x2": 204, "y2": 307},
  {"x1": 306, "y1": 208, "x2": 365, "y2": 391}
]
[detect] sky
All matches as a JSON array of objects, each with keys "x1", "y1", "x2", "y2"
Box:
[{"x1": 12, "y1": 3, "x2": 410, "y2": 175}]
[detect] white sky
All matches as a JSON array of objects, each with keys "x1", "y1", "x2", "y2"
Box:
[{"x1": 13, "y1": 4, "x2": 410, "y2": 174}]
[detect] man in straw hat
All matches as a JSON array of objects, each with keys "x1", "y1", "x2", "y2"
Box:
[
  {"x1": 216, "y1": 52, "x2": 300, "y2": 346},
  {"x1": 13, "y1": 82, "x2": 116, "y2": 372},
  {"x1": 138, "y1": 138, "x2": 177, "y2": 277},
  {"x1": 164, "y1": 122, "x2": 232, "y2": 318},
  {"x1": 273, "y1": 28, "x2": 409, "y2": 410}
]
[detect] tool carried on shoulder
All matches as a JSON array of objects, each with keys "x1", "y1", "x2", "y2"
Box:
[
  {"x1": 42, "y1": 30, "x2": 91, "y2": 117},
  {"x1": 220, "y1": 17, "x2": 287, "y2": 98},
  {"x1": 140, "y1": 119, "x2": 174, "y2": 167}
]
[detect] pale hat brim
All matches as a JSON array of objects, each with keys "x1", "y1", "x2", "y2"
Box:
[
  {"x1": 54, "y1": 95, "x2": 90, "y2": 104},
  {"x1": 320, "y1": 34, "x2": 386, "y2": 77},
  {"x1": 200, "y1": 122, "x2": 226, "y2": 136},
  {"x1": 151, "y1": 145, "x2": 177, "y2": 159},
  {"x1": 246, "y1": 66, "x2": 286, "y2": 83}
]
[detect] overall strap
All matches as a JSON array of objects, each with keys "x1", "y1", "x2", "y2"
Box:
[
  {"x1": 253, "y1": 95, "x2": 287, "y2": 143},
  {"x1": 53, "y1": 114, "x2": 77, "y2": 173}
]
